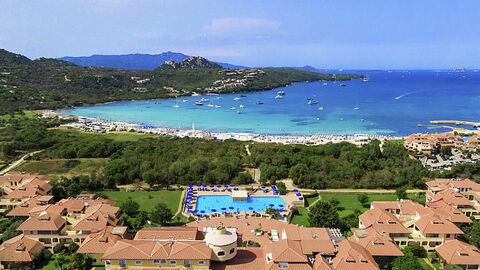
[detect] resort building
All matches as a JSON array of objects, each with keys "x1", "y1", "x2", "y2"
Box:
[
  {"x1": 360, "y1": 199, "x2": 464, "y2": 252},
  {"x1": 436, "y1": 239, "x2": 480, "y2": 270},
  {"x1": 6, "y1": 195, "x2": 54, "y2": 217},
  {"x1": 0, "y1": 234, "x2": 44, "y2": 270},
  {"x1": 0, "y1": 174, "x2": 52, "y2": 214},
  {"x1": 77, "y1": 226, "x2": 128, "y2": 266},
  {"x1": 426, "y1": 178, "x2": 480, "y2": 218},
  {"x1": 404, "y1": 133, "x2": 440, "y2": 155}
]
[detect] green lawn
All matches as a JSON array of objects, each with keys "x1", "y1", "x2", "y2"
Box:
[
  {"x1": 16, "y1": 158, "x2": 108, "y2": 177},
  {"x1": 319, "y1": 192, "x2": 425, "y2": 218},
  {"x1": 55, "y1": 128, "x2": 157, "y2": 142},
  {"x1": 0, "y1": 111, "x2": 36, "y2": 120},
  {"x1": 291, "y1": 207, "x2": 310, "y2": 227},
  {"x1": 103, "y1": 190, "x2": 183, "y2": 213}
]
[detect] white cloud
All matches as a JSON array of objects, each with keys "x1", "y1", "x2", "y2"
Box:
[{"x1": 203, "y1": 17, "x2": 281, "y2": 38}]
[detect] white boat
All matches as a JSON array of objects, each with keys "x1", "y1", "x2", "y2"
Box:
[
  {"x1": 275, "y1": 95, "x2": 283, "y2": 99},
  {"x1": 323, "y1": 82, "x2": 328, "y2": 86},
  {"x1": 207, "y1": 104, "x2": 214, "y2": 107},
  {"x1": 277, "y1": 91, "x2": 285, "y2": 96},
  {"x1": 354, "y1": 107, "x2": 359, "y2": 110},
  {"x1": 340, "y1": 117, "x2": 344, "y2": 121},
  {"x1": 233, "y1": 97, "x2": 241, "y2": 101},
  {"x1": 239, "y1": 104, "x2": 245, "y2": 108},
  {"x1": 200, "y1": 98, "x2": 209, "y2": 102},
  {"x1": 308, "y1": 100, "x2": 318, "y2": 105},
  {"x1": 173, "y1": 104, "x2": 180, "y2": 108},
  {"x1": 236, "y1": 111, "x2": 241, "y2": 114},
  {"x1": 318, "y1": 107, "x2": 324, "y2": 111},
  {"x1": 230, "y1": 107, "x2": 236, "y2": 110},
  {"x1": 195, "y1": 101, "x2": 203, "y2": 106},
  {"x1": 362, "y1": 76, "x2": 370, "y2": 82},
  {"x1": 182, "y1": 99, "x2": 189, "y2": 102},
  {"x1": 191, "y1": 92, "x2": 200, "y2": 96},
  {"x1": 215, "y1": 105, "x2": 221, "y2": 108}
]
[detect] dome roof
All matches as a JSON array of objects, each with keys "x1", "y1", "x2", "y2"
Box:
[{"x1": 205, "y1": 225, "x2": 237, "y2": 247}]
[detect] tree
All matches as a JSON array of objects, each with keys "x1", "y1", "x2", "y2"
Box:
[
  {"x1": 265, "y1": 208, "x2": 280, "y2": 217},
  {"x1": 150, "y1": 203, "x2": 173, "y2": 225},
  {"x1": 69, "y1": 253, "x2": 93, "y2": 270},
  {"x1": 357, "y1": 193, "x2": 369, "y2": 208},
  {"x1": 54, "y1": 253, "x2": 69, "y2": 270},
  {"x1": 53, "y1": 243, "x2": 65, "y2": 254},
  {"x1": 68, "y1": 242, "x2": 79, "y2": 254},
  {"x1": 408, "y1": 243, "x2": 427, "y2": 258},
  {"x1": 396, "y1": 186, "x2": 407, "y2": 200},
  {"x1": 392, "y1": 254, "x2": 423, "y2": 270},
  {"x1": 464, "y1": 221, "x2": 480, "y2": 248},
  {"x1": 308, "y1": 201, "x2": 342, "y2": 229},
  {"x1": 445, "y1": 265, "x2": 463, "y2": 270},
  {"x1": 120, "y1": 198, "x2": 139, "y2": 217},
  {"x1": 276, "y1": 182, "x2": 287, "y2": 195}
]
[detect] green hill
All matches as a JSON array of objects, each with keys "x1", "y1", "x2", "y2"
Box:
[{"x1": 0, "y1": 48, "x2": 361, "y2": 114}]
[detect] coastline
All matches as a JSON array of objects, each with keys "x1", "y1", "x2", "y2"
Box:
[{"x1": 42, "y1": 110, "x2": 406, "y2": 145}]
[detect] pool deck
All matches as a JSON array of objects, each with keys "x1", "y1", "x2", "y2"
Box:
[{"x1": 182, "y1": 187, "x2": 304, "y2": 218}]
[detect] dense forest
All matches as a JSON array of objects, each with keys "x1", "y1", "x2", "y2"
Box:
[
  {"x1": 2, "y1": 116, "x2": 480, "y2": 190},
  {"x1": 0, "y1": 49, "x2": 361, "y2": 114}
]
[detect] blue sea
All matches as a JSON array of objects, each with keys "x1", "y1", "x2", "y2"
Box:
[{"x1": 59, "y1": 70, "x2": 480, "y2": 136}]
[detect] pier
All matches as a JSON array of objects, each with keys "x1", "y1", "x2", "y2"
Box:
[{"x1": 430, "y1": 120, "x2": 480, "y2": 128}]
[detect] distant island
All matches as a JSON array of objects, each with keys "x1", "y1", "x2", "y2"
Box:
[{"x1": 0, "y1": 48, "x2": 361, "y2": 114}]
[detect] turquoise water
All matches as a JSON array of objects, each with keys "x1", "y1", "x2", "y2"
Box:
[
  {"x1": 195, "y1": 195, "x2": 284, "y2": 213},
  {"x1": 59, "y1": 70, "x2": 480, "y2": 136}
]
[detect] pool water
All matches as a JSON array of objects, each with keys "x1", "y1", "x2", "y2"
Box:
[{"x1": 195, "y1": 195, "x2": 285, "y2": 213}]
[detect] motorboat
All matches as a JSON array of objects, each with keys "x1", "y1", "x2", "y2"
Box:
[
  {"x1": 195, "y1": 101, "x2": 203, "y2": 106},
  {"x1": 308, "y1": 99, "x2": 318, "y2": 105},
  {"x1": 230, "y1": 107, "x2": 236, "y2": 110},
  {"x1": 173, "y1": 104, "x2": 180, "y2": 108},
  {"x1": 318, "y1": 107, "x2": 324, "y2": 111},
  {"x1": 275, "y1": 94, "x2": 283, "y2": 99},
  {"x1": 233, "y1": 97, "x2": 241, "y2": 101},
  {"x1": 207, "y1": 104, "x2": 214, "y2": 107},
  {"x1": 239, "y1": 104, "x2": 245, "y2": 108},
  {"x1": 354, "y1": 107, "x2": 359, "y2": 110},
  {"x1": 256, "y1": 101, "x2": 264, "y2": 105},
  {"x1": 277, "y1": 91, "x2": 285, "y2": 96}
]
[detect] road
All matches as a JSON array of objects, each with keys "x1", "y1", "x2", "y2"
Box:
[{"x1": 0, "y1": 150, "x2": 43, "y2": 175}]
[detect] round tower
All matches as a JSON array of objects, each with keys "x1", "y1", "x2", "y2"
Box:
[{"x1": 205, "y1": 223, "x2": 238, "y2": 261}]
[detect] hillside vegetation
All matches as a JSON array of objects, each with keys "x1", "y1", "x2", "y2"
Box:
[{"x1": 0, "y1": 49, "x2": 361, "y2": 114}]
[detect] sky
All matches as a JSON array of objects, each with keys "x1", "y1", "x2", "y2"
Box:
[{"x1": 1, "y1": 0, "x2": 480, "y2": 69}]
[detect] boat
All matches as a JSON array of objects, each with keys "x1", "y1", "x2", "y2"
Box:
[
  {"x1": 195, "y1": 101, "x2": 203, "y2": 106},
  {"x1": 362, "y1": 76, "x2": 370, "y2": 82},
  {"x1": 340, "y1": 117, "x2": 344, "y2": 121},
  {"x1": 236, "y1": 111, "x2": 241, "y2": 114},
  {"x1": 340, "y1": 84, "x2": 347, "y2": 87},
  {"x1": 323, "y1": 82, "x2": 328, "y2": 86},
  {"x1": 173, "y1": 104, "x2": 180, "y2": 108},
  {"x1": 215, "y1": 105, "x2": 221, "y2": 108},
  {"x1": 239, "y1": 104, "x2": 245, "y2": 108},
  {"x1": 353, "y1": 107, "x2": 359, "y2": 110},
  {"x1": 207, "y1": 104, "x2": 214, "y2": 107},
  {"x1": 277, "y1": 91, "x2": 285, "y2": 96},
  {"x1": 240, "y1": 94, "x2": 247, "y2": 98},
  {"x1": 308, "y1": 100, "x2": 318, "y2": 105},
  {"x1": 182, "y1": 99, "x2": 189, "y2": 102},
  {"x1": 191, "y1": 92, "x2": 200, "y2": 96},
  {"x1": 275, "y1": 95, "x2": 283, "y2": 99},
  {"x1": 256, "y1": 101, "x2": 264, "y2": 105},
  {"x1": 230, "y1": 107, "x2": 236, "y2": 110},
  {"x1": 318, "y1": 107, "x2": 324, "y2": 111},
  {"x1": 233, "y1": 97, "x2": 241, "y2": 101},
  {"x1": 200, "y1": 98, "x2": 209, "y2": 102}
]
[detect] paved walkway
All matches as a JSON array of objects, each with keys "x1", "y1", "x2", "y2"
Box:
[{"x1": 0, "y1": 150, "x2": 43, "y2": 175}]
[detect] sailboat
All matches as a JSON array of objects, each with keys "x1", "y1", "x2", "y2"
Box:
[
  {"x1": 239, "y1": 104, "x2": 245, "y2": 108},
  {"x1": 362, "y1": 75, "x2": 370, "y2": 82}
]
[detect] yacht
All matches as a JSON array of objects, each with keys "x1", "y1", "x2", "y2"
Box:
[
  {"x1": 173, "y1": 104, "x2": 180, "y2": 108},
  {"x1": 340, "y1": 117, "x2": 344, "y2": 121},
  {"x1": 275, "y1": 94, "x2": 284, "y2": 99},
  {"x1": 239, "y1": 104, "x2": 245, "y2": 108},
  {"x1": 277, "y1": 91, "x2": 285, "y2": 96},
  {"x1": 256, "y1": 101, "x2": 264, "y2": 105},
  {"x1": 195, "y1": 101, "x2": 203, "y2": 106},
  {"x1": 323, "y1": 82, "x2": 328, "y2": 86},
  {"x1": 191, "y1": 92, "x2": 200, "y2": 96},
  {"x1": 318, "y1": 107, "x2": 324, "y2": 111},
  {"x1": 308, "y1": 99, "x2": 318, "y2": 105},
  {"x1": 233, "y1": 97, "x2": 241, "y2": 101},
  {"x1": 236, "y1": 111, "x2": 241, "y2": 114}
]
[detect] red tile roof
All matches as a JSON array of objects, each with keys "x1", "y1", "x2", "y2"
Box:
[
  {"x1": 436, "y1": 239, "x2": 480, "y2": 265},
  {"x1": 332, "y1": 240, "x2": 379, "y2": 270},
  {"x1": 0, "y1": 234, "x2": 44, "y2": 263}
]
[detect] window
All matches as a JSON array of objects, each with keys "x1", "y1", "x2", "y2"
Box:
[
  {"x1": 184, "y1": 260, "x2": 191, "y2": 267},
  {"x1": 135, "y1": 260, "x2": 142, "y2": 266},
  {"x1": 198, "y1": 260, "x2": 205, "y2": 266},
  {"x1": 161, "y1": 259, "x2": 166, "y2": 265},
  {"x1": 153, "y1": 259, "x2": 160, "y2": 264},
  {"x1": 170, "y1": 260, "x2": 177, "y2": 265},
  {"x1": 218, "y1": 251, "x2": 226, "y2": 256},
  {"x1": 279, "y1": 262, "x2": 289, "y2": 268},
  {"x1": 230, "y1": 248, "x2": 235, "y2": 254},
  {"x1": 106, "y1": 260, "x2": 111, "y2": 266},
  {"x1": 422, "y1": 241, "x2": 427, "y2": 246},
  {"x1": 118, "y1": 259, "x2": 126, "y2": 267}
]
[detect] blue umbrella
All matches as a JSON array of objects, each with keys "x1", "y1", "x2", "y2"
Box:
[
  {"x1": 196, "y1": 184, "x2": 201, "y2": 187},
  {"x1": 279, "y1": 209, "x2": 285, "y2": 212},
  {"x1": 248, "y1": 207, "x2": 254, "y2": 210},
  {"x1": 279, "y1": 204, "x2": 284, "y2": 208},
  {"x1": 200, "y1": 210, "x2": 205, "y2": 213},
  {"x1": 211, "y1": 209, "x2": 217, "y2": 212},
  {"x1": 296, "y1": 193, "x2": 301, "y2": 196},
  {"x1": 224, "y1": 185, "x2": 228, "y2": 188},
  {"x1": 229, "y1": 206, "x2": 234, "y2": 210},
  {"x1": 221, "y1": 207, "x2": 227, "y2": 211},
  {"x1": 193, "y1": 210, "x2": 198, "y2": 213},
  {"x1": 184, "y1": 201, "x2": 189, "y2": 204},
  {"x1": 234, "y1": 188, "x2": 239, "y2": 190},
  {"x1": 230, "y1": 184, "x2": 235, "y2": 187},
  {"x1": 188, "y1": 184, "x2": 193, "y2": 187},
  {"x1": 261, "y1": 186, "x2": 266, "y2": 189},
  {"x1": 187, "y1": 206, "x2": 193, "y2": 209},
  {"x1": 202, "y1": 185, "x2": 207, "y2": 187},
  {"x1": 293, "y1": 189, "x2": 298, "y2": 192},
  {"x1": 272, "y1": 186, "x2": 277, "y2": 189},
  {"x1": 269, "y1": 204, "x2": 274, "y2": 207},
  {"x1": 217, "y1": 185, "x2": 222, "y2": 188}
]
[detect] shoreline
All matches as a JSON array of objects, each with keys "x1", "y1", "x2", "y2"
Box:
[{"x1": 42, "y1": 110, "x2": 406, "y2": 145}]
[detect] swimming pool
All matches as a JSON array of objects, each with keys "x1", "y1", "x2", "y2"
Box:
[{"x1": 195, "y1": 195, "x2": 285, "y2": 213}]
